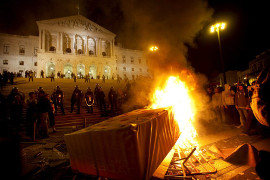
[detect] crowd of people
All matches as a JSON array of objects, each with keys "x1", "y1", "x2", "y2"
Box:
[
  {"x1": 207, "y1": 82, "x2": 268, "y2": 136},
  {"x1": 0, "y1": 82, "x2": 132, "y2": 140}
]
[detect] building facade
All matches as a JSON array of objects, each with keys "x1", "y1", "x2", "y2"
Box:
[{"x1": 0, "y1": 15, "x2": 149, "y2": 79}]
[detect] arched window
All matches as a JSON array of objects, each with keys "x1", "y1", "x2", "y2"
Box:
[
  {"x1": 78, "y1": 49, "x2": 83, "y2": 54},
  {"x1": 66, "y1": 48, "x2": 71, "y2": 53},
  {"x1": 49, "y1": 46, "x2": 56, "y2": 52},
  {"x1": 89, "y1": 50, "x2": 94, "y2": 55}
]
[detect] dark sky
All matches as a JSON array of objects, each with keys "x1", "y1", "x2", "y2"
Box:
[{"x1": 0, "y1": 0, "x2": 269, "y2": 79}]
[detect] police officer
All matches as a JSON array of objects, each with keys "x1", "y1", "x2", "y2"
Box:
[
  {"x1": 108, "y1": 86, "x2": 117, "y2": 114},
  {"x1": 99, "y1": 87, "x2": 106, "y2": 114},
  {"x1": 53, "y1": 86, "x2": 65, "y2": 115},
  {"x1": 94, "y1": 83, "x2": 100, "y2": 106},
  {"x1": 71, "y1": 85, "x2": 83, "y2": 114},
  {"x1": 85, "y1": 87, "x2": 94, "y2": 113}
]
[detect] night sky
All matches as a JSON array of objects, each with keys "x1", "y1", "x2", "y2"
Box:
[{"x1": 0, "y1": 0, "x2": 269, "y2": 79}]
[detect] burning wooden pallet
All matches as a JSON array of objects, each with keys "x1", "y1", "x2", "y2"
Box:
[{"x1": 64, "y1": 108, "x2": 180, "y2": 180}]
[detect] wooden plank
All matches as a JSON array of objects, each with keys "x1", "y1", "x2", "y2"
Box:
[{"x1": 152, "y1": 148, "x2": 175, "y2": 180}]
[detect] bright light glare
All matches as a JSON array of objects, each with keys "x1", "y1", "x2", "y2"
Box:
[
  {"x1": 149, "y1": 46, "x2": 158, "y2": 51},
  {"x1": 210, "y1": 22, "x2": 226, "y2": 32},
  {"x1": 221, "y1": 23, "x2": 226, "y2": 30}
]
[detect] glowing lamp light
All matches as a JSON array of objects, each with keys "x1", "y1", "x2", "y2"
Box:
[
  {"x1": 149, "y1": 46, "x2": 158, "y2": 51},
  {"x1": 50, "y1": 67, "x2": 53, "y2": 70},
  {"x1": 210, "y1": 22, "x2": 226, "y2": 33},
  {"x1": 79, "y1": 68, "x2": 82, "y2": 71}
]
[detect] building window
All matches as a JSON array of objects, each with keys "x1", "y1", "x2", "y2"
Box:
[
  {"x1": 49, "y1": 46, "x2": 56, "y2": 52},
  {"x1": 138, "y1": 58, "x2": 141, "y2": 64},
  {"x1": 78, "y1": 49, "x2": 83, "y2": 54},
  {"x1": 3, "y1": 59, "x2": 8, "y2": 65},
  {"x1": 34, "y1": 47, "x2": 38, "y2": 56},
  {"x1": 122, "y1": 56, "x2": 126, "y2": 63},
  {"x1": 102, "y1": 52, "x2": 107, "y2": 56},
  {"x1": 19, "y1": 61, "x2": 24, "y2": 65},
  {"x1": 3, "y1": 44, "x2": 9, "y2": 54},
  {"x1": 131, "y1": 57, "x2": 134, "y2": 64},
  {"x1": 140, "y1": 68, "x2": 142, "y2": 72},
  {"x1": 123, "y1": 67, "x2": 126, "y2": 71},
  {"x1": 34, "y1": 62, "x2": 37, "y2": 66},
  {"x1": 132, "y1": 68, "x2": 134, "y2": 71},
  {"x1": 89, "y1": 50, "x2": 94, "y2": 55},
  {"x1": 19, "y1": 45, "x2": 25, "y2": 55},
  {"x1": 66, "y1": 48, "x2": 71, "y2": 53}
]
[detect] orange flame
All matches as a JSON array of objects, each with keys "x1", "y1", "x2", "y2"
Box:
[{"x1": 150, "y1": 76, "x2": 197, "y2": 147}]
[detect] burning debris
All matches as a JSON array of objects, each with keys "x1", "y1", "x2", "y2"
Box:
[{"x1": 64, "y1": 108, "x2": 180, "y2": 180}]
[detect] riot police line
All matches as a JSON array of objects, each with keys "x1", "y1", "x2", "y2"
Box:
[{"x1": 0, "y1": 83, "x2": 131, "y2": 140}]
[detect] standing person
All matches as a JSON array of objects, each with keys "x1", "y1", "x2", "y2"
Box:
[
  {"x1": 207, "y1": 86, "x2": 214, "y2": 102},
  {"x1": 29, "y1": 71, "x2": 33, "y2": 82},
  {"x1": 46, "y1": 94, "x2": 56, "y2": 132},
  {"x1": 108, "y1": 86, "x2": 117, "y2": 115},
  {"x1": 73, "y1": 74, "x2": 77, "y2": 82},
  {"x1": 212, "y1": 87, "x2": 224, "y2": 124},
  {"x1": 85, "y1": 87, "x2": 94, "y2": 113},
  {"x1": 99, "y1": 87, "x2": 106, "y2": 114},
  {"x1": 37, "y1": 90, "x2": 51, "y2": 138},
  {"x1": 102, "y1": 75, "x2": 105, "y2": 83},
  {"x1": 7, "y1": 87, "x2": 24, "y2": 133},
  {"x1": 70, "y1": 85, "x2": 83, "y2": 114},
  {"x1": 52, "y1": 86, "x2": 65, "y2": 115},
  {"x1": 40, "y1": 70, "x2": 44, "y2": 78},
  {"x1": 50, "y1": 72, "x2": 55, "y2": 82},
  {"x1": 235, "y1": 84, "x2": 250, "y2": 128},
  {"x1": 10, "y1": 72, "x2": 14, "y2": 85},
  {"x1": 117, "y1": 74, "x2": 120, "y2": 83},
  {"x1": 222, "y1": 84, "x2": 240, "y2": 126},
  {"x1": 85, "y1": 74, "x2": 89, "y2": 83},
  {"x1": 94, "y1": 84, "x2": 100, "y2": 106},
  {"x1": 26, "y1": 92, "x2": 38, "y2": 138},
  {"x1": 57, "y1": 71, "x2": 60, "y2": 78}
]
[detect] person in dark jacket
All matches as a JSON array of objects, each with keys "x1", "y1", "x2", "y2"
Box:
[
  {"x1": 85, "y1": 87, "x2": 94, "y2": 113},
  {"x1": 235, "y1": 84, "x2": 250, "y2": 128},
  {"x1": 108, "y1": 86, "x2": 117, "y2": 114},
  {"x1": 71, "y1": 85, "x2": 83, "y2": 114},
  {"x1": 7, "y1": 87, "x2": 25, "y2": 132},
  {"x1": 52, "y1": 86, "x2": 65, "y2": 115},
  {"x1": 99, "y1": 87, "x2": 106, "y2": 113},
  {"x1": 37, "y1": 90, "x2": 51, "y2": 138},
  {"x1": 26, "y1": 92, "x2": 38, "y2": 138}
]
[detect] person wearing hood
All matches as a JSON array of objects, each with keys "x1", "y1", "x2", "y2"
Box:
[{"x1": 222, "y1": 84, "x2": 240, "y2": 126}]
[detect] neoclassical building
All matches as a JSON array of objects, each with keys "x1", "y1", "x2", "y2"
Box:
[{"x1": 0, "y1": 15, "x2": 149, "y2": 80}]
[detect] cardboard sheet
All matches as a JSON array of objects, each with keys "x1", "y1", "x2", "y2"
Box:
[{"x1": 64, "y1": 108, "x2": 180, "y2": 180}]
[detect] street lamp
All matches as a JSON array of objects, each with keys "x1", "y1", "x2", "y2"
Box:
[
  {"x1": 210, "y1": 22, "x2": 227, "y2": 85},
  {"x1": 149, "y1": 46, "x2": 158, "y2": 52}
]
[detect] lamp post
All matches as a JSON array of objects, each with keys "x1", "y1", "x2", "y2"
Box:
[{"x1": 210, "y1": 22, "x2": 227, "y2": 85}]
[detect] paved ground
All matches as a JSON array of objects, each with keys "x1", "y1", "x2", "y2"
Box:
[{"x1": 1, "y1": 78, "x2": 270, "y2": 179}]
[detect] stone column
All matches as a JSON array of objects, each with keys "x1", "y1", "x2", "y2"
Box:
[
  {"x1": 56, "y1": 32, "x2": 59, "y2": 52},
  {"x1": 112, "y1": 39, "x2": 114, "y2": 57},
  {"x1": 42, "y1": 29, "x2": 45, "y2": 52},
  {"x1": 60, "y1": 32, "x2": 63, "y2": 53},
  {"x1": 96, "y1": 38, "x2": 100, "y2": 56},
  {"x1": 86, "y1": 37, "x2": 88, "y2": 55},
  {"x1": 39, "y1": 29, "x2": 42, "y2": 50},
  {"x1": 110, "y1": 40, "x2": 113, "y2": 57}
]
